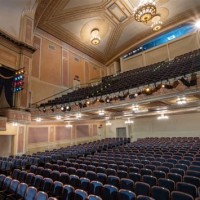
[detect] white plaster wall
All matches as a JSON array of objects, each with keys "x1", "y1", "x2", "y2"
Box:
[{"x1": 105, "y1": 113, "x2": 200, "y2": 141}]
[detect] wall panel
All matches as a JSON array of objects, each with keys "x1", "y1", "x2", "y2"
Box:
[
  {"x1": 55, "y1": 126, "x2": 71, "y2": 141},
  {"x1": 18, "y1": 127, "x2": 24, "y2": 153},
  {"x1": 123, "y1": 54, "x2": 143, "y2": 72},
  {"x1": 76, "y1": 125, "x2": 89, "y2": 138},
  {"x1": 28, "y1": 127, "x2": 48, "y2": 144}
]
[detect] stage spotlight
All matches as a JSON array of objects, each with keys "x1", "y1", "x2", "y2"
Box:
[
  {"x1": 66, "y1": 105, "x2": 71, "y2": 111},
  {"x1": 43, "y1": 107, "x2": 46, "y2": 112},
  {"x1": 61, "y1": 105, "x2": 66, "y2": 112},
  {"x1": 195, "y1": 19, "x2": 200, "y2": 29},
  {"x1": 106, "y1": 97, "x2": 110, "y2": 103},
  {"x1": 78, "y1": 102, "x2": 83, "y2": 109}
]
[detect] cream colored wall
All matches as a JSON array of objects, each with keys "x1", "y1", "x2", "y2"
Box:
[
  {"x1": 31, "y1": 29, "x2": 105, "y2": 104},
  {"x1": 105, "y1": 113, "x2": 200, "y2": 141},
  {"x1": 121, "y1": 32, "x2": 200, "y2": 72},
  {"x1": 0, "y1": 135, "x2": 13, "y2": 156}
]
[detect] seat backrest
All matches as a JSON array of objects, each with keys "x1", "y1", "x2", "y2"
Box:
[
  {"x1": 171, "y1": 191, "x2": 194, "y2": 200},
  {"x1": 25, "y1": 186, "x2": 37, "y2": 200},
  {"x1": 118, "y1": 189, "x2": 136, "y2": 200},
  {"x1": 62, "y1": 184, "x2": 74, "y2": 200},
  {"x1": 135, "y1": 182, "x2": 150, "y2": 196},
  {"x1": 183, "y1": 175, "x2": 200, "y2": 188},
  {"x1": 88, "y1": 194, "x2": 102, "y2": 200},
  {"x1": 60, "y1": 172, "x2": 69, "y2": 184},
  {"x1": 107, "y1": 175, "x2": 120, "y2": 188},
  {"x1": 80, "y1": 177, "x2": 90, "y2": 191},
  {"x1": 36, "y1": 191, "x2": 48, "y2": 200},
  {"x1": 52, "y1": 181, "x2": 63, "y2": 196},
  {"x1": 89, "y1": 181, "x2": 103, "y2": 196},
  {"x1": 2, "y1": 176, "x2": 12, "y2": 190},
  {"x1": 17, "y1": 183, "x2": 28, "y2": 198},
  {"x1": 120, "y1": 178, "x2": 134, "y2": 191},
  {"x1": 97, "y1": 173, "x2": 107, "y2": 185},
  {"x1": 137, "y1": 195, "x2": 155, "y2": 200},
  {"x1": 158, "y1": 178, "x2": 175, "y2": 192},
  {"x1": 151, "y1": 186, "x2": 170, "y2": 200},
  {"x1": 0, "y1": 174, "x2": 6, "y2": 187},
  {"x1": 74, "y1": 189, "x2": 88, "y2": 200},
  {"x1": 43, "y1": 178, "x2": 53, "y2": 193},
  {"x1": 142, "y1": 175, "x2": 157, "y2": 187},
  {"x1": 10, "y1": 179, "x2": 20, "y2": 193},
  {"x1": 176, "y1": 182, "x2": 197, "y2": 198},
  {"x1": 102, "y1": 184, "x2": 118, "y2": 200}
]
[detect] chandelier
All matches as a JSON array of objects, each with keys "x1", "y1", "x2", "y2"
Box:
[
  {"x1": 151, "y1": 20, "x2": 163, "y2": 31},
  {"x1": 91, "y1": 29, "x2": 101, "y2": 45},
  {"x1": 134, "y1": 0, "x2": 157, "y2": 23}
]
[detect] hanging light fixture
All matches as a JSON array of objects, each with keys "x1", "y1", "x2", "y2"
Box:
[
  {"x1": 151, "y1": 20, "x2": 163, "y2": 31},
  {"x1": 98, "y1": 109, "x2": 105, "y2": 116},
  {"x1": 132, "y1": 104, "x2": 139, "y2": 111},
  {"x1": 36, "y1": 117, "x2": 42, "y2": 122},
  {"x1": 56, "y1": 115, "x2": 62, "y2": 120},
  {"x1": 176, "y1": 96, "x2": 187, "y2": 105},
  {"x1": 76, "y1": 112, "x2": 82, "y2": 119},
  {"x1": 91, "y1": 29, "x2": 101, "y2": 45},
  {"x1": 134, "y1": 0, "x2": 157, "y2": 23},
  {"x1": 125, "y1": 118, "x2": 134, "y2": 124},
  {"x1": 157, "y1": 113, "x2": 169, "y2": 120},
  {"x1": 106, "y1": 121, "x2": 112, "y2": 126}
]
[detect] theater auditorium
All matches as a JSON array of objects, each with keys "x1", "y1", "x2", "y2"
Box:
[{"x1": 0, "y1": 0, "x2": 200, "y2": 199}]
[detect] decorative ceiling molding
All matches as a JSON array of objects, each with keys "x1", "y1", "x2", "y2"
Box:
[{"x1": 35, "y1": 0, "x2": 200, "y2": 65}]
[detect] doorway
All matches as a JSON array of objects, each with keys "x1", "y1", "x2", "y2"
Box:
[{"x1": 116, "y1": 127, "x2": 127, "y2": 138}]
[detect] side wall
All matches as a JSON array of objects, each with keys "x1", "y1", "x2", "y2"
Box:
[
  {"x1": 105, "y1": 112, "x2": 200, "y2": 141},
  {"x1": 31, "y1": 28, "x2": 106, "y2": 104},
  {"x1": 25, "y1": 121, "x2": 103, "y2": 154}
]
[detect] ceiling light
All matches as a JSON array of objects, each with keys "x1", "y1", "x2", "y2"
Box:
[
  {"x1": 12, "y1": 122, "x2": 18, "y2": 126},
  {"x1": 56, "y1": 115, "x2": 61, "y2": 120},
  {"x1": 106, "y1": 121, "x2": 112, "y2": 126},
  {"x1": 98, "y1": 109, "x2": 105, "y2": 116},
  {"x1": 176, "y1": 96, "x2": 187, "y2": 105},
  {"x1": 65, "y1": 124, "x2": 72, "y2": 128},
  {"x1": 132, "y1": 104, "x2": 139, "y2": 111},
  {"x1": 125, "y1": 118, "x2": 134, "y2": 124},
  {"x1": 134, "y1": 0, "x2": 157, "y2": 23},
  {"x1": 43, "y1": 107, "x2": 46, "y2": 112},
  {"x1": 157, "y1": 113, "x2": 169, "y2": 120},
  {"x1": 195, "y1": 19, "x2": 200, "y2": 29},
  {"x1": 151, "y1": 20, "x2": 163, "y2": 31},
  {"x1": 76, "y1": 112, "x2": 82, "y2": 119},
  {"x1": 91, "y1": 29, "x2": 101, "y2": 45},
  {"x1": 36, "y1": 117, "x2": 42, "y2": 122}
]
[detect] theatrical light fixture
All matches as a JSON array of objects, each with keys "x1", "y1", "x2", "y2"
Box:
[
  {"x1": 66, "y1": 105, "x2": 71, "y2": 111},
  {"x1": 134, "y1": 0, "x2": 157, "y2": 23},
  {"x1": 98, "y1": 109, "x2": 105, "y2": 116},
  {"x1": 125, "y1": 118, "x2": 134, "y2": 124},
  {"x1": 91, "y1": 28, "x2": 101, "y2": 45},
  {"x1": 151, "y1": 20, "x2": 163, "y2": 31},
  {"x1": 36, "y1": 117, "x2": 42, "y2": 122},
  {"x1": 195, "y1": 19, "x2": 200, "y2": 29},
  {"x1": 176, "y1": 96, "x2": 187, "y2": 105},
  {"x1": 157, "y1": 113, "x2": 169, "y2": 120},
  {"x1": 43, "y1": 107, "x2": 46, "y2": 113},
  {"x1": 56, "y1": 115, "x2": 62, "y2": 120},
  {"x1": 106, "y1": 121, "x2": 112, "y2": 126},
  {"x1": 61, "y1": 105, "x2": 66, "y2": 112}
]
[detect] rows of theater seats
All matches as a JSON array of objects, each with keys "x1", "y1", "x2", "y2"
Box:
[
  {"x1": 42, "y1": 49, "x2": 200, "y2": 107},
  {"x1": 1, "y1": 137, "x2": 200, "y2": 199},
  {"x1": 0, "y1": 138, "x2": 129, "y2": 176},
  {"x1": 0, "y1": 138, "x2": 129, "y2": 200}
]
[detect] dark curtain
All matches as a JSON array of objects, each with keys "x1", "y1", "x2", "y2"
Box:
[{"x1": 0, "y1": 67, "x2": 15, "y2": 107}]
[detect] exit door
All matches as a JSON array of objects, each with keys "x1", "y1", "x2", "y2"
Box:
[{"x1": 116, "y1": 127, "x2": 127, "y2": 138}]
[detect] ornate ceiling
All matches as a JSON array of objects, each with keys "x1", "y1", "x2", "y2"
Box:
[{"x1": 35, "y1": 0, "x2": 200, "y2": 65}]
